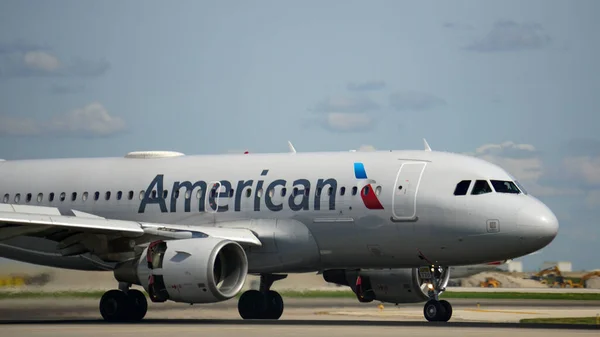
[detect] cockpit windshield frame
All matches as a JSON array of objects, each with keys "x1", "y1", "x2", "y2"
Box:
[{"x1": 490, "y1": 180, "x2": 521, "y2": 194}]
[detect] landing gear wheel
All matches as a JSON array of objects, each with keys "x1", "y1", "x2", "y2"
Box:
[
  {"x1": 264, "y1": 290, "x2": 284, "y2": 319},
  {"x1": 126, "y1": 289, "x2": 148, "y2": 321},
  {"x1": 99, "y1": 289, "x2": 129, "y2": 322},
  {"x1": 439, "y1": 300, "x2": 452, "y2": 322},
  {"x1": 238, "y1": 290, "x2": 266, "y2": 319},
  {"x1": 423, "y1": 300, "x2": 447, "y2": 322},
  {"x1": 238, "y1": 274, "x2": 287, "y2": 320}
]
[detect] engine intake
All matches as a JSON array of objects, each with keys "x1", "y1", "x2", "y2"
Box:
[
  {"x1": 115, "y1": 237, "x2": 248, "y2": 304},
  {"x1": 323, "y1": 267, "x2": 450, "y2": 304}
]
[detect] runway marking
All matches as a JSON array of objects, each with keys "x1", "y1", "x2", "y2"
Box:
[
  {"x1": 462, "y1": 309, "x2": 540, "y2": 315},
  {"x1": 314, "y1": 311, "x2": 423, "y2": 318}
]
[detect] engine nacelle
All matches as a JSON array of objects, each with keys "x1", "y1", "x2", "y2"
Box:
[
  {"x1": 323, "y1": 267, "x2": 450, "y2": 304},
  {"x1": 115, "y1": 237, "x2": 248, "y2": 304}
]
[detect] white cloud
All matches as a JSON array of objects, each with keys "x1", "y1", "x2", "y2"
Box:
[
  {"x1": 0, "y1": 102, "x2": 126, "y2": 138},
  {"x1": 562, "y1": 156, "x2": 600, "y2": 186},
  {"x1": 325, "y1": 112, "x2": 374, "y2": 132},
  {"x1": 469, "y1": 141, "x2": 581, "y2": 197},
  {"x1": 0, "y1": 116, "x2": 40, "y2": 136},
  {"x1": 50, "y1": 102, "x2": 125, "y2": 136},
  {"x1": 389, "y1": 91, "x2": 446, "y2": 112},
  {"x1": 585, "y1": 190, "x2": 600, "y2": 208},
  {"x1": 314, "y1": 96, "x2": 380, "y2": 114},
  {"x1": 0, "y1": 41, "x2": 109, "y2": 78},
  {"x1": 465, "y1": 20, "x2": 552, "y2": 52},
  {"x1": 23, "y1": 51, "x2": 60, "y2": 71}
]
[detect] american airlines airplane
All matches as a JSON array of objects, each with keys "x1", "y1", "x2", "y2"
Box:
[{"x1": 0, "y1": 144, "x2": 558, "y2": 323}]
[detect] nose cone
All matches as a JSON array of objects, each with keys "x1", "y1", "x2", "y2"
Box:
[{"x1": 517, "y1": 197, "x2": 559, "y2": 248}]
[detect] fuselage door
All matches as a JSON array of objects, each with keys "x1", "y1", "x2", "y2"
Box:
[{"x1": 391, "y1": 162, "x2": 427, "y2": 221}]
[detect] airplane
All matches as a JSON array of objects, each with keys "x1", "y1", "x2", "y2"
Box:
[{"x1": 0, "y1": 142, "x2": 558, "y2": 323}]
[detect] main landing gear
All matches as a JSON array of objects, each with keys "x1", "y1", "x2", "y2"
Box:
[
  {"x1": 99, "y1": 282, "x2": 148, "y2": 322},
  {"x1": 238, "y1": 274, "x2": 287, "y2": 320},
  {"x1": 422, "y1": 265, "x2": 452, "y2": 322}
]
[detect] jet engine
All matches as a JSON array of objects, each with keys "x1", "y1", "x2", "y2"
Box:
[
  {"x1": 323, "y1": 267, "x2": 450, "y2": 304},
  {"x1": 114, "y1": 237, "x2": 248, "y2": 304}
]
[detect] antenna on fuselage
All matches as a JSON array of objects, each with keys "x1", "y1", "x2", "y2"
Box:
[
  {"x1": 288, "y1": 141, "x2": 297, "y2": 154},
  {"x1": 423, "y1": 138, "x2": 432, "y2": 152}
]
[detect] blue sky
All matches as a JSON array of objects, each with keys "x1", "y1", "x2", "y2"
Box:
[{"x1": 0, "y1": 0, "x2": 599, "y2": 271}]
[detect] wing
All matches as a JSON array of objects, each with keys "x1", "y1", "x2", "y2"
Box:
[{"x1": 0, "y1": 203, "x2": 262, "y2": 263}]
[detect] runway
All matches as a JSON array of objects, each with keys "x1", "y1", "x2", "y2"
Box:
[{"x1": 1, "y1": 298, "x2": 598, "y2": 336}]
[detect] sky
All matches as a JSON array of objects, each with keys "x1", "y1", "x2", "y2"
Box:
[{"x1": 0, "y1": 0, "x2": 599, "y2": 271}]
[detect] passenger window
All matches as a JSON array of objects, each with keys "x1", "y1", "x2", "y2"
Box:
[
  {"x1": 340, "y1": 187, "x2": 346, "y2": 196},
  {"x1": 328, "y1": 187, "x2": 333, "y2": 196},
  {"x1": 174, "y1": 190, "x2": 180, "y2": 199},
  {"x1": 316, "y1": 187, "x2": 322, "y2": 196},
  {"x1": 453, "y1": 180, "x2": 471, "y2": 196},
  {"x1": 139, "y1": 191, "x2": 145, "y2": 200},
  {"x1": 490, "y1": 180, "x2": 520, "y2": 194},
  {"x1": 162, "y1": 190, "x2": 167, "y2": 199},
  {"x1": 82, "y1": 192, "x2": 88, "y2": 201},
  {"x1": 246, "y1": 188, "x2": 252, "y2": 198},
  {"x1": 94, "y1": 192, "x2": 100, "y2": 201},
  {"x1": 105, "y1": 191, "x2": 111, "y2": 200},
  {"x1": 196, "y1": 190, "x2": 202, "y2": 199},
  {"x1": 293, "y1": 187, "x2": 299, "y2": 196},
  {"x1": 49, "y1": 193, "x2": 54, "y2": 202},
  {"x1": 128, "y1": 191, "x2": 134, "y2": 200},
  {"x1": 281, "y1": 187, "x2": 287, "y2": 196},
  {"x1": 3, "y1": 194, "x2": 8, "y2": 203},
  {"x1": 60, "y1": 192, "x2": 66, "y2": 202},
  {"x1": 471, "y1": 180, "x2": 492, "y2": 195},
  {"x1": 117, "y1": 191, "x2": 123, "y2": 200},
  {"x1": 375, "y1": 186, "x2": 381, "y2": 196},
  {"x1": 37, "y1": 193, "x2": 43, "y2": 203},
  {"x1": 151, "y1": 190, "x2": 157, "y2": 199},
  {"x1": 352, "y1": 186, "x2": 358, "y2": 195},
  {"x1": 26, "y1": 193, "x2": 32, "y2": 203},
  {"x1": 363, "y1": 186, "x2": 370, "y2": 196},
  {"x1": 14, "y1": 194, "x2": 20, "y2": 203},
  {"x1": 71, "y1": 192, "x2": 77, "y2": 201},
  {"x1": 257, "y1": 189, "x2": 263, "y2": 198}
]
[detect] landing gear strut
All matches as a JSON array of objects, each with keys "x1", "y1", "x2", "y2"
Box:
[
  {"x1": 238, "y1": 274, "x2": 287, "y2": 320},
  {"x1": 99, "y1": 282, "x2": 148, "y2": 322},
  {"x1": 421, "y1": 265, "x2": 452, "y2": 322}
]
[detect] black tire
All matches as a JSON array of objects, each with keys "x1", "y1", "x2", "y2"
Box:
[
  {"x1": 126, "y1": 289, "x2": 148, "y2": 322},
  {"x1": 264, "y1": 290, "x2": 284, "y2": 320},
  {"x1": 439, "y1": 300, "x2": 452, "y2": 322},
  {"x1": 238, "y1": 290, "x2": 265, "y2": 319},
  {"x1": 423, "y1": 299, "x2": 446, "y2": 322},
  {"x1": 99, "y1": 289, "x2": 128, "y2": 322}
]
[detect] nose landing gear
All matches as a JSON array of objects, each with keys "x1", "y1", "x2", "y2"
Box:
[{"x1": 420, "y1": 265, "x2": 452, "y2": 322}]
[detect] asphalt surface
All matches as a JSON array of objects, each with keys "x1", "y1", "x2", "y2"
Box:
[{"x1": 0, "y1": 298, "x2": 598, "y2": 336}]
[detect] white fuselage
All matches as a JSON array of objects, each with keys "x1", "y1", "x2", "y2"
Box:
[{"x1": 0, "y1": 150, "x2": 558, "y2": 273}]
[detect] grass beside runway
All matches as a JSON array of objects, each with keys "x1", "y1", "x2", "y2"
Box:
[
  {"x1": 520, "y1": 317, "x2": 600, "y2": 325},
  {"x1": 2, "y1": 289, "x2": 600, "y2": 300}
]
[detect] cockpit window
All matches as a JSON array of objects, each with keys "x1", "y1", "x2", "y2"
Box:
[
  {"x1": 490, "y1": 180, "x2": 521, "y2": 194},
  {"x1": 514, "y1": 180, "x2": 528, "y2": 195},
  {"x1": 471, "y1": 180, "x2": 492, "y2": 195},
  {"x1": 453, "y1": 180, "x2": 471, "y2": 196}
]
